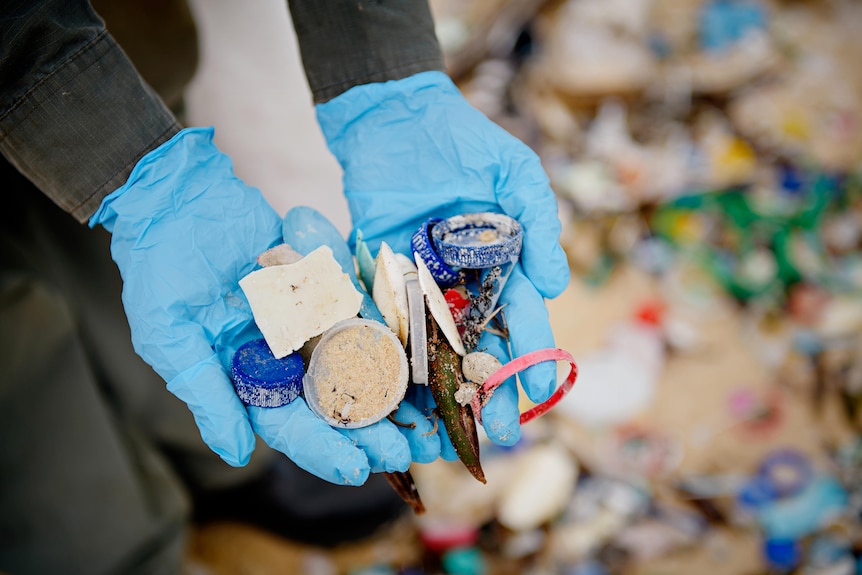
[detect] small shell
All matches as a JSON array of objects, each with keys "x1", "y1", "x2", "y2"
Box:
[{"x1": 462, "y1": 352, "x2": 503, "y2": 384}]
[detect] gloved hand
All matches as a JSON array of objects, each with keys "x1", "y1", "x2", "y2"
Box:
[
  {"x1": 317, "y1": 71, "x2": 570, "y2": 447},
  {"x1": 90, "y1": 127, "x2": 415, "y2": 485}
]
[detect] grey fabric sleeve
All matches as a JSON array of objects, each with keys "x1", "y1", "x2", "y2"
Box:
[
  {"x1": 286, "y1": 0, "x2": 446, "y2": 103},
  {"x1": 0, "y1": 0, "x2": 181, "y2": 223}
]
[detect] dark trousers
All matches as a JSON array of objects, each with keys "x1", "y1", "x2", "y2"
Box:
[{"x1": 0, "y1": 158, "x2": 275, "y2": 574}]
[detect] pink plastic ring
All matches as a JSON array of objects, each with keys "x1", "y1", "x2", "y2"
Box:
[{"x1": 472, "y1": 348, "x2": 578, "y2": 426}]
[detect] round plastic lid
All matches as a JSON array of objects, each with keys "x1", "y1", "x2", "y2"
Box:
[
  {"x1": 303, "y1": 318, "x2": 409, "y2": 428},
  {"x1": 230, "y1": 338, "x2": 304, "y2": 407},
  {"x1": 758, "y1": 448, "x2": 813, "y2": 498},
  {"x1": 764, "y1": 538, "x2": 801, "y2": 571},
  {"x1": 431, "y1": 212, "x2": 523, "y2": 269}
]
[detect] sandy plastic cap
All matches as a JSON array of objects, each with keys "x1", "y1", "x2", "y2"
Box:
[
  {"x1": 230, "y1": 338, "x2": 304, "y2": 407},
  {"x1": 431, "y1": 212, "x2": 523, "y2": 269},
  {"x1": 303, "y1": 318, "x2": 409, "y2": 428}
]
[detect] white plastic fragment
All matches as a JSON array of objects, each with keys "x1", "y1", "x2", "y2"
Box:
[
  {"x1": 415, "y1": 257, "x2": 466, "y2": 356},
  {"x1": 355, "y1": 229, "x2": 376, "y2": 294},
  {"x1": 257, "y1": 243, "x2": 304, "y2": 267},
  {"x1": 239, "y1": 245, "x2": 363, "y2": 358},
  {"x1": 405, "y1": 274, "x2": 428, "y2": 385},
  {"x1": 557, "y1": 320, "x2": 664, "y2": 426},
  {"x1": 372, "y1": 242, "x2": 410, "y2": 346},
  {"x1": 497, "y1": 443, "x2": 579, "y2": 532},
  {"x1": 396, "y1": 253, "x2": 429, "y2": 384}
]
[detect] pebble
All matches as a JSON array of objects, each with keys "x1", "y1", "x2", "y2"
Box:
[{"x1": 462, "y1": 352, "x2": 503, "y2": 385}]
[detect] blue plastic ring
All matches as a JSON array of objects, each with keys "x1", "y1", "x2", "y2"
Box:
[
  {"x1": 230, "y1": 338, "x2": 304, "y2": 408},
  {"x1": 430, "y1": 212, "x2": 523, "y2": 269},
  {"x1": 757, "y1": 448, "x2": 813, "y2": 498},
  {"x1": 411, "y1": 218, "x2": 463, "y2": 288}
]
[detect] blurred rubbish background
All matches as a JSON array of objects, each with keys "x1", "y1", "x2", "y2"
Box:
[{"x1": 184, "y1": 0, "x2": 862, "y2": 573}]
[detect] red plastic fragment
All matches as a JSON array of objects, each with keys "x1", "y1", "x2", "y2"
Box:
[
  {"x1": 419, "y1": 522, "x2": 479, "y2": 553},
  {"x1": 634, "y1": 299, "x2": 666, "y2": 327},
  {"x1": 444, "y1": 287, "x2": 470, "y2": 333}
]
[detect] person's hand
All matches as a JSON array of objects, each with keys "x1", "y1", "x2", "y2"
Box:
[
  {"x1": 90, "y1": 127, "x2": 414, "y2": 485},
  {"x1": 316, "y1": 71, "x2": 570, "y2": 447}
]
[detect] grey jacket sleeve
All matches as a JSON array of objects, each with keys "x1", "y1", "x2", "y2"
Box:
[
  {"x1": 287, "y1": 0, "x2": 446, "y2": 103},
  {"x1": 0, "y1": 0, "x2": 181, "y2": 223}
]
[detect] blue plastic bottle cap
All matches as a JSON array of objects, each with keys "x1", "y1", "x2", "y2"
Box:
[
  {"x1": 441, "y1": 546, "x2": 485, "y2": 575},
  {"x1": 758, "y1": 448, "x2": 813, "y2": 498},
  {"x1": 431, "y1": 212, "x2": 523, "y2": 269},
  {"x1": 411, "y1": 218, "x2": 463, "y2": 288},
  {"x1": 763, "y1": 538, "x2": 800, "y2": 572},
  {"x1": 230, "y1": 338, "x2": 304, "y2": 407},
  {"x1": 737, "y1": 476, "x2": 780, "y2": 511},
  {"x1": 758, "y1": 475, "x2": 849, "y2": 541}
]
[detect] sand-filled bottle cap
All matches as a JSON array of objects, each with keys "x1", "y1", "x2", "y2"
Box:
[
  {"x1": 231, "y1": 338, "x2": 304, "y2": 407},
  {"x1": 431, "y1": 212, "x2": 523, "y2": 269},
  {"x1": 303, "y1": 318, "x2": 409, "y2": 428}
]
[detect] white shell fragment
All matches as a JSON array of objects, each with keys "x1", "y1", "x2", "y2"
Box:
[
  {"x1": 372, "y1": 242, "x2": 410, "y2": 347},
  {"x1": 462, "y1": 352, "x2": 503, "y2": 385},
  {"x1": 415, "y1": 257, "x2": 466, "y2": 356},
  {"x1": 497, "y1": 443, "x2": 579, "y2": 531},
  {"x1": 395, "y1": 252, "x2": 418, "y2": 275},
  {"x1": 239, "y1": 245, "x2": 363, "y2": 358}
]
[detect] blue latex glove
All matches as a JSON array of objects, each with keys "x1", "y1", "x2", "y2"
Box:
[
  {"x1": 90, "y1": 127, "x2": 411, "y2": 484},
  {"x1": 316, "y1": 71, "x2": 570, "y2": 447}
]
